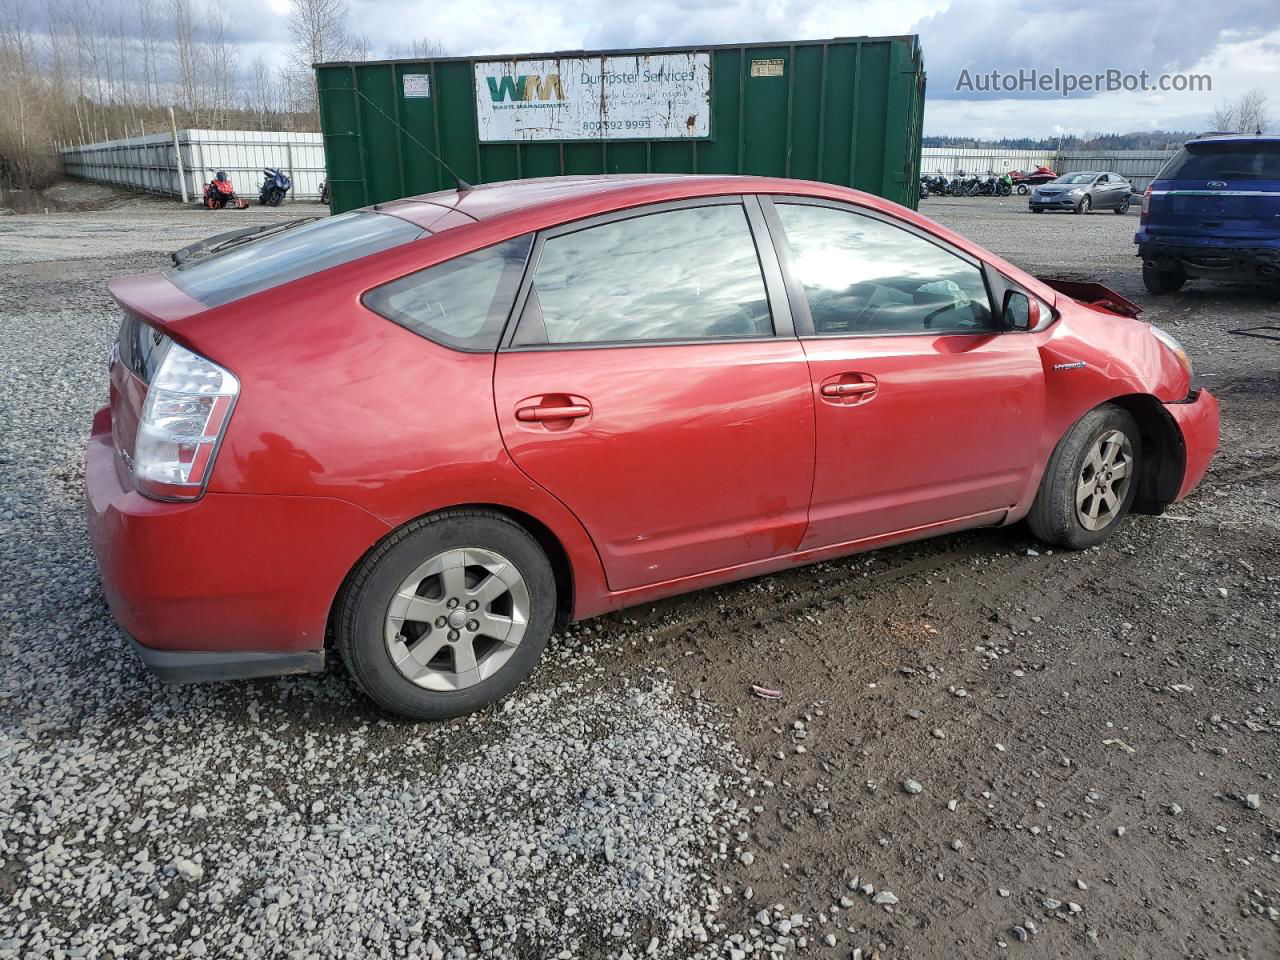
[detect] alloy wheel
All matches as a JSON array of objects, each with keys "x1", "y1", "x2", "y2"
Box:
[
  {"x1": 1076, "y1": 429, "x2": 1134, "y2": 531},
  {"x1": 384, "y1": 547, "x2": 530, "y2": 691}
]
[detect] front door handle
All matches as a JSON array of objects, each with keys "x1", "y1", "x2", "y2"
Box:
[
  {"x1": 821, "y1": 382, "x2": 876, "y2": 398},
  {"x1": 516, "y1": 402, "x2": 591, "y2": 422}
]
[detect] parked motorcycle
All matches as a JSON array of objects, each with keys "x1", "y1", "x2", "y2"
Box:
[
  {"x1": 202, "y1": 170, "x2": 246, "y2": 209},
  {"x1": 924, "y1": 173, "x2": 951, "y2": 196},
  {"x1": 258, "y1": 167, "x2": 291, "y2": 207}
]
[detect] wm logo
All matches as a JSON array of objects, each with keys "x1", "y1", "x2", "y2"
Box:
[{"x1": 487, "y1": 74, "x2": 564, "y2": 102}]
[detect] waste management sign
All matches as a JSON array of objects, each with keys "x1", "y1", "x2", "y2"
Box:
[{"x1": 474, "y1": 53, "x2": 712, "y2": 142}]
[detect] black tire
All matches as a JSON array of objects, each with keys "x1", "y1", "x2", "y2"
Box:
[
  {"x1": 1142, "y1": 263, "x2": 1187, "y2": 294},
  {"x1": 1075, "y1": 195, "x2": 1091, "y2": 215},
  {"x1": 1115, "y1": 197, "x2": 1130, "y2": 214},
  {"x1": 268, "y1": 188, "x2": 285, "y2": 207},
  {"x1": 336, "y1": 509, "x2": 556, "y2": 720},
  {"x1": 1027, "y1": 404, "x2": 1142, "y2": 550},
  {"x1": 1031, "y1": 207, "x2": 1043, "y2": 213}
]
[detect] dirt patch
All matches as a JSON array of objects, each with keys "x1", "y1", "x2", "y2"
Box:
[{"x1": 0, "y1": 199, "x2": 1275, "y2": 959}]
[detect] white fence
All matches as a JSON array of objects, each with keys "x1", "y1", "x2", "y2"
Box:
[
  {"x1": 59, "y1": 132, "x2": 1179, "y2": 203},
  {"x1": 922, "y1": 146, "x2": 1178, "y2": 192},
  {"x1": 61, "y1": 130, "x2": 326, "y2": 202},
  {"x1": 1055, "y1": 149, "x2": 1177, "y2": 192},
  {"x1": 921, "y1": 147, "x2": 1057, "y2": 177}
]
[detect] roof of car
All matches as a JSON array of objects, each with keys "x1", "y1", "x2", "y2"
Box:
[
  {"x1": 371, "y1": 174, "x2": 762, "y2": 228},
  {"x1": 1186, "y1": 134, "x2": 1280, "y2": 145}
]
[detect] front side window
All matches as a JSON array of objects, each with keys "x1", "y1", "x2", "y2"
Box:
[
  {"x1": 775, "y1": 203, "x2": 994, "y2": 336},
  {"x1": 364, "y1": 235, "x2": 533, "y2": 351},
  {"x1": 168, "y1": 212, "x2": 424, "y2": 307},
  {"x1": 514, "y1": 203, "x2": 773, "y2": 346}
]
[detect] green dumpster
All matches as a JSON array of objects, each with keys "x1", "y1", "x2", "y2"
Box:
[{"x1": 316, "y1": 36, "x2": 926, "y2": 215}]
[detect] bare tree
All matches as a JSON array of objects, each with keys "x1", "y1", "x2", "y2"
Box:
[
  {"x1": 246, "y1": 55, "x2": 273, "y2": 129},
  {"x1": 136, "y1": 0, "x2": 160, "y2": 110},
  {"x1": 167, "y1": 0, "x2": 201, "y2": 122},
  {"x1": 383, "y1": 37, "x2": 447, "y2": 59},
  {"x1": 1209, "y1": 89, "x2": 1271, "y2": 134},
  {"x1": 287, "y1": 0, "x2": 363, "y2": 115},
  {"x1": 1236, "y1": 89, "x2": 1270, "y2": 134},
  {"x1": 206, "y1": 4, "x2": 238, "y2": 127}
]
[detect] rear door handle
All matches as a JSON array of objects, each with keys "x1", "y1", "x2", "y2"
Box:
[
  {"x1": 515, "y1": 401, "x2": 591, "y2": 422},
  {"x1": 821, "y1": 382, "x2": 876, "y2": 398}
]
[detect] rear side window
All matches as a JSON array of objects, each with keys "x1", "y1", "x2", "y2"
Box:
[
  {"x1": 364, "y1": 236, "x2": 533, "y2": 351},
  {"x1": 1159, "y1": 142, "x2": 1280, "y2": 181},
  {"x1": 168, "y1": 212, "x2": 424, "y2": 307},
  {"x1": 514, "y1": 203, "x2": 773, "y2": 346}
]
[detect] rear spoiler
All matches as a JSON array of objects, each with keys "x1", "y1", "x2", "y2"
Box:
[{"x1": 1038, "y1": 278, "x2": 1142, "y2": 318}]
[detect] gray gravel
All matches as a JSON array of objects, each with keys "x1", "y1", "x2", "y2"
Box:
[
  {"x1": 0, "y1": 206, "x2": 771, "y2": 960},
  {"x1": 3, "y1": 193, "x2": 1277, "y2": 960}
]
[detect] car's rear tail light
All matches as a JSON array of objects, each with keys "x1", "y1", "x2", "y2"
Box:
[
  {"x1": 1140, "y1": 185, "x2": 1151, "y2": 223},
  {"x1": 133, "y1": 342, "x2": 239, "y2": 501}
]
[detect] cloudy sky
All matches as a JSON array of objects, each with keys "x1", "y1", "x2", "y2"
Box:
[{"x1": 144, "y1": 0, "x2": 1280, "y2": 137}]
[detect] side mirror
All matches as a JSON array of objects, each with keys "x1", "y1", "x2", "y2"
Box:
[{"x1": 1003, "y1": 290, "x2": 1040, "y2": 331}]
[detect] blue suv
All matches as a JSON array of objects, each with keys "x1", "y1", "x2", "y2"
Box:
[{"x1": 1136, "y1": 135, "x2": 1280, "y2": 293}]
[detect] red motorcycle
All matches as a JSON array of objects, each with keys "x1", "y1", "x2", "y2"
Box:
[
  {"x1": 202, "y1": 170, "x2": 248, "y2": 209},
  {"x1": 1009, "y1": 165, "x2": 1058, "y2": 195}
]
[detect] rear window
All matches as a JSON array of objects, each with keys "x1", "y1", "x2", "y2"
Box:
[
  {"x1": 1159, "y1": 142, "x2": 1280, "y2": 181},
  {"x1": 167, "y1": 212, "x2": 424, "y2": 307},
  {"x1": 363, "y1": 236, "x2": 533, "y2": 352}
]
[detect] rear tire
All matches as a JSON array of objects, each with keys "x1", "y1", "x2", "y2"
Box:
[
  {"x1": 336, "y1": 510, "x2": 556, "y2": 720},
  {"x1": 1115, "y1": 197, "x2": 1131, "y2": 214},
  {"x1": 1027, "y1": 404, "x2": 1142, "y2": 550},
  {"x1": 1142, "y1": 263, "x2": 1187, "y2": 294}
]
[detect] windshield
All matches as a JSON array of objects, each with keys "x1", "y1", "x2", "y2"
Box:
[
  {"x1": 167, "y1": 212, "x2": 424, "y2": 307},
  {"x1": 1053, "y1": 174, "x2": 1097, "y2": 184},
  {"x1": 1159, "y1": 142, "x2": 1280, "y2": 181}
]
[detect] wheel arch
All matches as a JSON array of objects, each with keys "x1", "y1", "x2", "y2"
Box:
[
  {"x1": 328, "y1": 502, "x2": 579, "y2": 643},
  {"x1": 1108, "y1": 394, "x2": 1186, "y2": 513}
]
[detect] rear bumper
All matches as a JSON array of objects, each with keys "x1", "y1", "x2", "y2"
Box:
[
  {"x1": 1137, "y1": 239, "x2": 1280, "y2": 281},
  {"x1": 85, "y1": 406, "x2": 389, "y2": 682},
  {"x1": 1164, "y1": 389, "x2": 1220, "y2": 502},
  {"x1": 126, "y1": 633, "x2": 325, "y2": 683}
]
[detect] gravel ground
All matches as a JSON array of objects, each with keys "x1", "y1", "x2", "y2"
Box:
[{"x1": 0, "y1": 193, "x2": 1277, "y2": 959}]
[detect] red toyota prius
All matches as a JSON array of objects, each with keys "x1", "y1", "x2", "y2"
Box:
[{"x1": 85, "y1": 175, "x2": 1219, "y2": 719}]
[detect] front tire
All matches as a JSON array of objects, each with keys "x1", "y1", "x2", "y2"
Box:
[
  {"x1": 1027, "y1": 404, "x2": 1142, "y2": 549},
  {"x1": 1075, "y1": 195, "x2": 1091, "y2": 214},
  {"x1": 336, "y1": 510, "x2": 556, "y2": 720}
]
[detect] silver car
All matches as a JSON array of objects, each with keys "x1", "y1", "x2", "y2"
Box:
[{"x1": 1029, "y1": 172, "x2": 1133, "y2": 214}]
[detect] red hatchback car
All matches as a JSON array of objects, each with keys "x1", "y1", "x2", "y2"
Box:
[{"x1": 86, "y1": 175, "x2": 1219, "y2": 718}]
